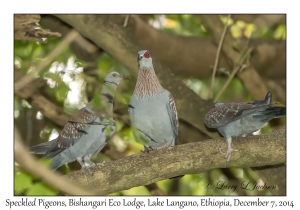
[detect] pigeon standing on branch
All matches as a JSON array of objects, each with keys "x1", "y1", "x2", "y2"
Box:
[
  {"x1": 129, "y1": 50, "x2": 179, "y2": 151},
  {"x1": 204, "y1": 91, "x2": 286, "y2": 162},
  {"x1": 30, "y1": 72, "x2": 129, "y2": 174}
]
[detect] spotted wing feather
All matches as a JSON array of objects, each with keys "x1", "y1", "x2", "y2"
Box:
[
  {"x1": 43, "y1": 107, "x2": 108, "y2": 158},
  {"x1": 204, "y1": 102, "x2": 270, "y2": 128},
  {"x1": 166, "y1": 94, "x2": 179, "y2": 145}
]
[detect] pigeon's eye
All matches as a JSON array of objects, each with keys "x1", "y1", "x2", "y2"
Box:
[
  {"x1": 113, "y1": 73, "x2": 117, "y2": 77},
  {"x1": 144, "y1": 51, "x2": 151, "y2": 58}
]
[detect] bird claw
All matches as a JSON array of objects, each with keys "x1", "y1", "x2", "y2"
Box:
[
  {"x1": 141, "y1": 146, "x2": 153, "y2": 153},
  {"x1": 219, "y1": 146, "x2": 239, "y2": 163},
  {"x1": 96, "y1": 161, "x2": 106, "y2": 166},
  {"x1": 80, "y1": 166, "x2": 93, "y2": 176}
]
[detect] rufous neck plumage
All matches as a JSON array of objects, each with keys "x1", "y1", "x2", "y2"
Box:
[{"x1": 133, "y1": 58, "x2": 164, "y2": 99}]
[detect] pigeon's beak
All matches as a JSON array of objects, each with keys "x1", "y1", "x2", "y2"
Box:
[
  {"x1": 138, "y1": 55, "x2": 143, "y2": 61},
  {"x1": 120, "y1": 75, "x2": 130, "y2": 80}
]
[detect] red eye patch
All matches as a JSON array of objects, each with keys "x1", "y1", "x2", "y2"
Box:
[{"x1": 143, "y1": 51, "x2": 151, "y2": 58}]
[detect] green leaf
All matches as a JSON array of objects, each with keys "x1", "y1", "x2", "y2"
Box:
[
  {"x1": 115, "y1": 119, "x2": 124, "y2": 132},
  {"x1": 14, "y1": 171, "x2": 33, "y2": 194},
  {"x1": 38, "y1": 158, "x2": 52, "y2": 167},
  {"x1": 44, "y1": 72, "x2": 61, "y2": 83},
  {"x1": 91, "y1": 90, "x2": 104, "y2": 109},
  {"x1": 104, "y1": 124, "x2": 112, "y2": 137},
  {"x1": 56, "y1": 83, "x2": 70, "y2": 101},
  {"x1": 26, "y1": 183, "x2": 58, "y2": 196}
]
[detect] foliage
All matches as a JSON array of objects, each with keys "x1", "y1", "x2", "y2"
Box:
[{"x1": 14, "y1": 160, "x2": 58, "y2": 196}]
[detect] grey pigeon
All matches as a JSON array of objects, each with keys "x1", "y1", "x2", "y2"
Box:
[
  {"x1": 204, "y1": 91, "x2": 286, "y2": 162},
  {"x1": 128, "y1": 50, "x2": 179, "y2": 151},
  {"x1": 30, "y1": 72, "x2": 129, "y2": 174}
]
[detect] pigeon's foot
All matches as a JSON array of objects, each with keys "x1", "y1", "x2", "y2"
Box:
[
  {"x1": 80, "y1": 166, "x2": 93, "y2": 176},
  {"x1": 142, "y1": 146, "x2": 153, "y2": 153},
  {"x1": 156, "y1": 141, "x2": 171, "y2": 150},
  {"x1": 96, "y1": 161, "x2": 106, "y2": 166},
  {"x1": 219, "y1": 147, "x2": 239, "y2": 163}
]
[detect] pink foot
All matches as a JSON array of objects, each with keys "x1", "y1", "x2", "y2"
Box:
[{"x1": 156, "y1": 141, "x2": 171, "y2": 150}]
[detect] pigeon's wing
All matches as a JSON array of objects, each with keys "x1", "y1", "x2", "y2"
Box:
[
  {"x1": 43, "y1": 107, "x2": 108, "y2": 158},
  {"x1": 166, "y1": 93, "x2": 179, "y2": 145},
  {"x1": 204, "y1": 102, "x2": 270, "y2": 128}
]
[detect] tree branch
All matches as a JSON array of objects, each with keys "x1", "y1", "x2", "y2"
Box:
[
  {"x1": 64, "y1": 128, "x2": 286, "y2": 195},
  {"x1": 14, "y1": 14, "x2": 61, "y2": 42},
  {"x1": 200, "y1": 15, "x2": 269, "y2": 100},
  {"x1": 123, "y1": 14, "x2": 286, "y2": 80},
  {"x1": 210, "y1": 14, "x2": 231, "y2": 99}
]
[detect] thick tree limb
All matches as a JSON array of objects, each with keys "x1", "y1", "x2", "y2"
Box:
[
  {"x1": 40, "y1": 15, "x2": 102, "y2": 63},
  {"x1": 115, "y1": 14, "x2": 285, "y2": 80},
  {"x1": 64, "y1": 128, "x2": 286, "y2": 195},
  {"x1": 231, "y1": 14, "x2": 286, "y2": 27},
  {"x1": 42, "y1": 15, "x2": 285, "y2": 80},
  {"x1": 14, "y1": 14, "x2": 61, "y2": 42}
]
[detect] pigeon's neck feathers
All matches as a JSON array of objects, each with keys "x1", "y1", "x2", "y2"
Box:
[
  {"x1": 101, "y1": 82, "x2": 118, "y2": 109},
  {"x1": 133, "y1": 60, "x2": 164, "y2": 99},
  {"x1": 139, "y1": 57, "x2": 153, "y2": 68},
  {"x1": 87, "y1": 82, "x2": 117, "y2": 115},
  {"x1": 101, "y1": 82, "x2": 118, "y2": 96}
]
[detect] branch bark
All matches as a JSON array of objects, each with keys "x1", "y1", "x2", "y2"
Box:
[
  {"x1": 116, "y1": 14, "x2": 285, "y2": 80},
  {"x1": 231, "y1": 14, "x2": 286, "y2": 27},
  {"x1": 14, "y1": 14, "x2": 61, "y2": 42},
  {"x1": 64, "y1": 128, "x2": 286, "y2": 195}
]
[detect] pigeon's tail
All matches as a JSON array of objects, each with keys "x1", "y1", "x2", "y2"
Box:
[
  {"x1": 29, "y1": 141, "x2": 54, "y2": 155},
  {"x1": 254, "y1": 105, "x2": 286, "y2": 123},
  {"x1": 50, "y1": 157, "x2": 64, "y2": 171},
  {"x1": 263, "y1": 91, "x2": 272, "y2": 104},
  {"x1": 248, "y1": 91, "x2": 272, "y2": 105}
]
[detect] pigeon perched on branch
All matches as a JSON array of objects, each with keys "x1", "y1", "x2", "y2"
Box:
[
  {"x1": 128, "y1": 50, "x2": 179, "y2": 151},
  {"x1": 204, "y1": 91, "x2": 286, "y2": 162},
  {"x1": 30, "y1": 72, "x2": 129, "y2": 174}
]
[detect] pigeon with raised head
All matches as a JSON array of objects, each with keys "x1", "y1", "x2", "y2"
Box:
[
  {"x1": 128, "y1": 50, "x2": 179, "y2": 151},
  {"x1": 30, "y1": 72, "x2": 129, "y2": 174},
  {"x1": 204, "y1": 91, "x2": 286, "y2": 162}
]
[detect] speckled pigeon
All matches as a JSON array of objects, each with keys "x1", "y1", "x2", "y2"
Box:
[
  {"x1": 30, "y1": 72, "x2": 129, "y2": 174},
  {"x1": 128, "y1": 50, "x2": 179, "y2": 151},
  {"x1": 204, "y1": 91, "x2": 286, "y2": 162}
]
